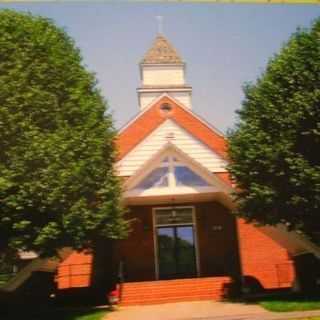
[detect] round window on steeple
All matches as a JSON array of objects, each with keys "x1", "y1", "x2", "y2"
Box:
[{"x1": 160, "y1": 103, "x2": 172, "y2": 113}]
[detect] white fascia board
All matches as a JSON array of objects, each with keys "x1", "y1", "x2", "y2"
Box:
[
  {"x1": 124, "y1": 186, "x2": 221, "y2": 198},
  {"x1": 137, "y1": 87, "x2": 192, "y2": 93},
  {"x1": 140, "y1": 63, "x2": 185, "y2": 67}
]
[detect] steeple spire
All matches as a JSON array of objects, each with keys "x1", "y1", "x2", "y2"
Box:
[
  {"x1": 141, "y1": 34, "x2": 183, "y2": 65},
  {"x1": 137, "y1": 33, "x2": 192, "y2": 110}
]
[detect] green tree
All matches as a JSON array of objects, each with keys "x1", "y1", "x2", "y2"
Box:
[
  {"x1": 228, "y1": 18, "x2": 320, "y2": 242},
  {"x1": 0, "y1": 10, "x2": 127, "y2": 257}
]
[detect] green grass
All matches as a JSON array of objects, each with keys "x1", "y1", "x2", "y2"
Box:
[
  {"x1": 2, "y1": 307, "x2": 108, "y2": 320},
  {"x1": 54, "y1": 309, "x2": 107, "y2": 320},
  {"x1": 0, "y1": 274, "x2": 12, "y2": 287},
  {"x1": 259, "y1": 298, "x2": 320, "y2": 312},
  {"x1": 290, "y1": 318, "x2": 320, "y2": 320}
]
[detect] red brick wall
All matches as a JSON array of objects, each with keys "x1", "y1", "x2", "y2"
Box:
[
  {"x1": 237, "y1": 219, "x2": 295, "y2": 289},
  {"x1": 115, "y1": 202, "x2": 240, "y2": 282},
  {"x1": 196, "y1": 202, "x2": 240, "y2": 279},
  {"x1": 114, "y1": 205, "x2": 156, "y2": 281},
  {"x1": 56, "y1": 203, "x2": 296, "y2": 291}
]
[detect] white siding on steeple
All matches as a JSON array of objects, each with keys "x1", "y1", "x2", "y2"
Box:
[
  {"x1": 170, "y1": 92, "x2": 191, "y2": 109},
  {"x1": 116, "y1": 119, "x2": 227, "y2": 177},
  {"x1": 139, "y1": 92, "x2": 161, "y2": 110},
  {"x1": 142, "y1": 65, "x2": 185, "y2": 86}
]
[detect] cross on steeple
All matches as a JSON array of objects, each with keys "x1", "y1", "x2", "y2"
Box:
[{"x1": 156, "y1": 15, "x2": 163, "y2": 34}]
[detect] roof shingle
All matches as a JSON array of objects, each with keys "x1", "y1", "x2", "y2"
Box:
[{"x1": 141, "y1": 34, "x2": 183, "y2": 64}]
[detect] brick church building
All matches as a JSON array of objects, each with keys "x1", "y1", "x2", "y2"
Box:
[{"x1": 28, "y1": 34, "x2": 320, "y2": 305}]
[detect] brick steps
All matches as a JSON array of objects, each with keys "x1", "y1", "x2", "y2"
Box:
[{"x1": 120, "y1": 276, "x2": 232, "y2": 306}]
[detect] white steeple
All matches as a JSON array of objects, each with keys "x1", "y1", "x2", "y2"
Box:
[{"x1": 137, "y1": 34, "x2": 192, "y2": 110}]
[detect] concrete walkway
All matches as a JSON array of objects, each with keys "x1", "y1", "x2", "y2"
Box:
[{"x1": 104, "y1": 300, "x2": 320, "y2": 320}]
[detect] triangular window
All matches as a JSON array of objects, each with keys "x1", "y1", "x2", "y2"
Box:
[
  {"x1": 136, "y1": 167, "x2": 169, "y2": 189},
  {"x1": 135, "y1": 155, "x2": 210, "y2": 190},
  {"x1": 174, "y1": 166, "x2": 209, "y2": 187}
]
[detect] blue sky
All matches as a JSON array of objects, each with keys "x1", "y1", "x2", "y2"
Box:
[{"x1": 1, "y1": 3, "x2": 320, "y2": 132}]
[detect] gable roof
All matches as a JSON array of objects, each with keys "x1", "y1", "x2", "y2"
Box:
[
  {"x1": 116, "y1": 95, "x2": 228, "y2": 162},
  {"x1": 141, "y1": 34, "x2": 183, "y2": 64}
]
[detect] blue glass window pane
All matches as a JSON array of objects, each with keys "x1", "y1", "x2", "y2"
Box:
[
  {"x1": 174, "y1": 166, "x2": 209, "y2": 187},
  {"x1": 136, "y1": 167, "x2": 169, "y2": 189}
]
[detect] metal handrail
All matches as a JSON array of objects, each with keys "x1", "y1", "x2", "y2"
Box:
[
  {"x1": 118, "y1": 260, "x2": 124, "y2": 284},
  {"x1": 117, "y1": 260, "x2": 125, "y2": 301},
  {"x1": 55, "y1": 260, "x2": 126, "y2": 299}
]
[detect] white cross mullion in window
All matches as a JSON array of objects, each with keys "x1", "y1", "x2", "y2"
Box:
[{"x1": 168, "y1": 156, "x2": 176, "y2": 187}]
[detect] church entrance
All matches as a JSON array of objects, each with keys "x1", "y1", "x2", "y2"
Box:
[{"x1": 154, "y1": 207, "x2": 198, "y2": 280}]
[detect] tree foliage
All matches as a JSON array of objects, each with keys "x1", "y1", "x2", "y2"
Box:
[
  {"x1": 228, "y1": 19, "x2": 320, "y2": 241},
  {"x1": 0, "y1": 10, "x2": 127, "y2": 257}
]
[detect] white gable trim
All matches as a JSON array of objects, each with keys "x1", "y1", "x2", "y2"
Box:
[
  {"x1": 116, "y1": 119, "x2": 227, "y2": 177},
  {"x1": 124, "y1": 142, "x2": 232, "y2": 196}
]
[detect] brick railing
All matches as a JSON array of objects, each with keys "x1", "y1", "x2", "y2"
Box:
[
  {"x1": 56, "y1": 262, "x2": 92, "y2": 289},
  {"x1": 275, "y1": 261, "x2": 295, "y2": 288}
]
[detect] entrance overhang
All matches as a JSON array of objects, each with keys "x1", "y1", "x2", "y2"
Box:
[{"x1": 123, "y1": 189, "x2": 235, "y2": 208}]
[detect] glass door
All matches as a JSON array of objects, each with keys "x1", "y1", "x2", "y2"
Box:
[
  {"x1": 157, "y1": 222, "x2": 197, "y2": 279},
  {"x1": 157, "y1": 227, "x2": 176, "y2": 279}
]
